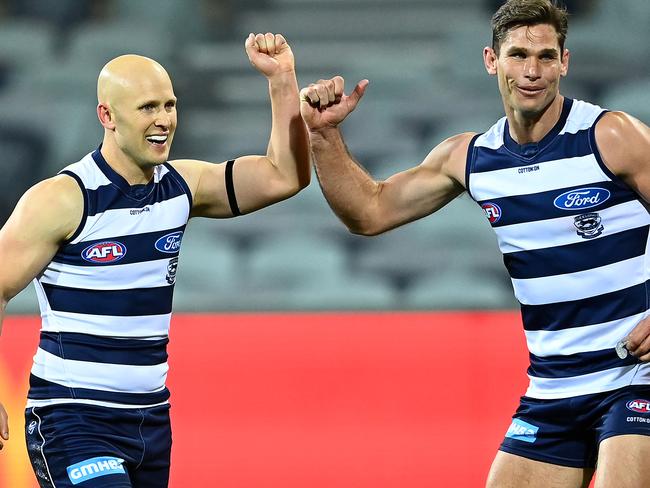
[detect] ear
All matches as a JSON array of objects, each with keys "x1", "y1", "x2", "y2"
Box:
[
  {"x1": 97, "y1": 103, "x2": 115, "y2": 130},
  {"x1": 484, "y1": 46, "x2": 498, "y2": 75},
  {"x1": 560, "y1": 48, "x2": 570, "y2": 77}
]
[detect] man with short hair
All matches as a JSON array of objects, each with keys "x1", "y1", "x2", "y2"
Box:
[{"x1": 300, "y1": 1, "x2": 650, "y2": 485}]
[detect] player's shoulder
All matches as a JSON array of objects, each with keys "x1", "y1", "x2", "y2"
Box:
[
  {"x1": 428, "y1": 132, "x2": 478, "y2": 161},
  {"x1": 9, "y1": 174, "x2": 84, "y2": 241},
  {"x1": 419, "y1": 132, "x2": 478, "y2": 187},
  {"x1": 423, "y1": 132, "x2": 478, "y2": 169},
  {"x1": 595, "y1": 110, "x2": 650, "y2": 173},
  {"x1": 25, "y1": 174, "x2": 84, "y2": 213},
  {"x1": 595, "y1": 110, "x2": 646, "y2": 139}
]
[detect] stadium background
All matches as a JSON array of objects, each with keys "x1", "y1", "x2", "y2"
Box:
[{"x1": 1, "y1": 0, "x2": 649, "y2": 486}]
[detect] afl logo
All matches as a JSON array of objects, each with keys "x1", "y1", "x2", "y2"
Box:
[
  {"x1": 626, "y1": 399, "x2": 650, "y2": 414},
  {"x1": 553, "y1": 187, "x2": 610, "y2": 210},
  {"x1": 82, "y1": 241, "x2": 127, "y2": 263},
  {"x1": 155, "y1": 231, "x2": 183, "y2": 253},
  {"x1": 481, "y1": 202, "x2": 502, "y2": 224}
]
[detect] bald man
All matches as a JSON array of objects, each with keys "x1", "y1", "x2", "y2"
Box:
[{"x1": 0, "y1": 33, "x2": 309, "y2": 487}]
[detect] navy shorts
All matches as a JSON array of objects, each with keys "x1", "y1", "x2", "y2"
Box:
[
  {"x1": 25, "y1": 403, "x2": 172, "y2": 488},
  {"x1": 500, "y1": 385, "x2": 650, "y2": 468}
]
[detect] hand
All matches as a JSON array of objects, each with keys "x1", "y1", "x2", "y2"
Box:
[
  {"x1": 300, "y1": 76, "x2": 369, "y2": 131},
  {"x1": 245, "y1": 33, "x2": 294, "y2": 78},
  {"x1": 0, "y1": 402, "x2": 8, "y2": 451},
  {"x1": 623, "y1": 316, "x2": 650, "y2": 361}
]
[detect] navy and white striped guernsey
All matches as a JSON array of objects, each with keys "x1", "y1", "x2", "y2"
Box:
[
  {"x1": 27, "y1": 148, "x2": 192, "y2": 408},
  {"x1": 467, "y1": 98, "x2": 650, "y2": 400}
]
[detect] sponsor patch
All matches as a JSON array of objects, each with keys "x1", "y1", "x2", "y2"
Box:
[
  {"x1": 81, "y1": 241, "x2": 127, "y2": 263},
  {"x1": 66, "y1": 456, "x2": 125, "y2": 485},
  {"x1": 518, "y1": 164, "x2": 540, "y2": 174},
  {"x1": 505, "y1": 418, "x2": 539, "y2": 443},
  {"x1": 626, "y1": 399, "x2": 650, "y2": 414},
  {"x1": 627, "y1": 416, "x2": 650, "y2": 423},
  {"x1": 481, "y1": 202, "x2": 502, "y2": 224},
  {"x1": 130, "y1": 207, "x2": 151, "y2": 215},
  {"x1": 553, "y1": 187, "x2": 610, "y2": 210},
  {"x1": 155, "y1": 231, "x2": 183, "y2": 254}
]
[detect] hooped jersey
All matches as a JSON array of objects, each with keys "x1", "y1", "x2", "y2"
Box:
[
  {"x1": 467, "y1": 98, "x2": 650, "y2": 399},
  {"x1": 27, "y1": 148, "x2": 192, "y2": 408}
]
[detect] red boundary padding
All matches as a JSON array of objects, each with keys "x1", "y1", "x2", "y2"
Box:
[{"x1": 0, "y1": 312, "x2": 529, "y2": 488}]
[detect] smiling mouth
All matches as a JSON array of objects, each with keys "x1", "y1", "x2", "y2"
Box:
[
  {"x1": 516, "y1": 86, "x2": 545, "y2": 96},
  {"x1": 146, "y1": 135, "x2": 168, "y2": 146}
]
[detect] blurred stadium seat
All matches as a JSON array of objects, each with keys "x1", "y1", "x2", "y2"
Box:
[{"x1": 0, "y1": 0, "x2": 645, "y2": 313}]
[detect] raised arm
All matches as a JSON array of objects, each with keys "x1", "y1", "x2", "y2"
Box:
[
  {"x1": 299, "y1": 76, "x2": 469, "y2": 235},
  {"x1": 0, "y1": 174, "x2": 82, "y2": 449},
  {"x1": 172, "y1": 33, "x2": 310, "y2": 218}
]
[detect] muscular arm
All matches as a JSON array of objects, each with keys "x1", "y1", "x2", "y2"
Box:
[
  {"x1": 595, "y1": 111, "x2": 650, "y2": 360},
  {"x1": 171, "y1": 33, "x2": 310, "y2": 219},
  {"x1": 596, "y1": 111, "x2": 650, "y2": 202},
  {"x1": 0, "y1": 174, "x2": 82, "y2": 448},
  {"x1": 301, "y1": 76, "x2": 468, "y2": 235}
]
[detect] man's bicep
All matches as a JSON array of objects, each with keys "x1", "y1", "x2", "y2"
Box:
[
  {"x1": 0, "y1": 178, "x2": 80, "y2": 301},
  {"x1": 170, "y1": 159, "x2": 232, "y2": 218},
  {"x1": 375, "y1": 136, "x2": 469, "y2": 230},
  {"x1": 378, "y1": 163, "x2": 464, "y2": 228}
]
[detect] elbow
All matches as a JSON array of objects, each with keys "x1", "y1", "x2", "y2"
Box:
[
  {"x1": 346, "y1": 219, "x2": 386, "y2": 237},
  {"x1": 287, "y1": 172, "x2": 311, "y2": 197},
  {"x1": 274, "y1": 174, "x2": 310, "y2": 201},
  {"x1": 296, "y1": 170, "x2": 311, "y2": 191}
]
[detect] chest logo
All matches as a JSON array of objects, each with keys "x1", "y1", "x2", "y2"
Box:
[
  {"x1": 82, "y1": 241, "x2": 127, "y2": 263},
  {"x1": 574, "y1": 212, "x2": 604, "y2": 239},
  {"x1": 155, "y1": 231, "x2": 184, "y2": 253},
  {"x1": 166, "y1": 257, "x2": 179, "y2": 285},
  {"x1": 553, "y1": 187, "x2": 610, "y2": 210},
  {"x1": 626, "y1": 399, "x2": 650, "y2": 414},
  {"x1": 481, "y1": 202, "x2": 502, "y2": 224}
]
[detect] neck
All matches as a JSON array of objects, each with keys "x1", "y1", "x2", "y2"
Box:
[
  {"x1": 505, "y1": 95, "x2": 564, "y2": 145},
  {"x1": 100, "y1": 137, "x2": 155, "y2": 185}
]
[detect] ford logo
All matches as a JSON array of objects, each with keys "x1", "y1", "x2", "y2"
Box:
[
  {"x1": 155, "y1": 231, "x2": 183, "y2": 253},
  {"x1": 553, "y1": 187, "x2": 610, "y2": 210}
]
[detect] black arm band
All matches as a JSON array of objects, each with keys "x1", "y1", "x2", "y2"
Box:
[{"x1": 225, "y1": 159, "x2": 241, "y2": 216}]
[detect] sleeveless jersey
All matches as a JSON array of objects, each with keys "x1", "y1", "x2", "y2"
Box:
[
  {"x1": 27, "y1": 149, "x2": 192, "y2": 408},
  {"x1": 466, "y1": 98, "x2": 650, "y2": 399}
]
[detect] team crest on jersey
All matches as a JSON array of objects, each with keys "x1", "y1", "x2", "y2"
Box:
[
  {"x1": 166, "y1": 257, "x2": 179, "y2": 285},
  {"x1": 82, "y1": 241, "x2": 127, "y2": 263},
  {"x1": 574, "y1": 212, "x2": 604, "y2": 239},
  {"x1": 553, "y1": 187, "x2": 610, "y2": 210},
  {"x1": 481, "y1": 202, "x2": 502, "y2": 224},
  {"x1": 155, "y1": 231, "x2": 183, "y2": 254}
]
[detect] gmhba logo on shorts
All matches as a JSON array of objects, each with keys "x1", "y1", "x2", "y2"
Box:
[
  {"x1": 553, "y1": 187, "x2": 610, "y2": 210},
  {"x1": 66, "y1": 456, "x2": 125, "y2": 485}
]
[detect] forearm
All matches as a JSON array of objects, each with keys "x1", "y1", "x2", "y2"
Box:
[
  {"x1": 310, "y1": 127, "x2": 382, "y2": 235},
  {"x1": 266, "y1": 71, "x2": 310, "y2": 192}
]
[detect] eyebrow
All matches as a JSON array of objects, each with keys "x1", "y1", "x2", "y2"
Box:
[
  {"x1": 137, "y1": 98, "x2": 177, "y2": 108},
  {"x1": 505, "y1": 46, "x2": 559, "y2": 56}
]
